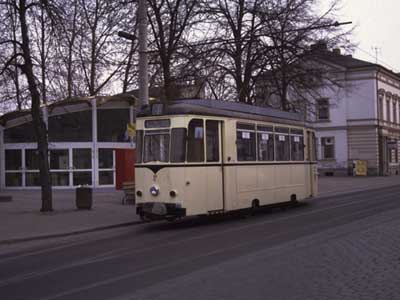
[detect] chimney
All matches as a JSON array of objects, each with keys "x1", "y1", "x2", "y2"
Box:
[
  {"x1": 332, "y1": 48, "x2": 341, "y2": 55},
  {"x1": 310, "y1": 41, "x2": 328, "y2": 52}
]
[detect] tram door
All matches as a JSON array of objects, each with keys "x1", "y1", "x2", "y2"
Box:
[
  {"x1": 185, "y1": 119, "x2": 224, "y2": 214},
  {"x1": 205, "y1": 120, "x2": 224, "y2": 211}
]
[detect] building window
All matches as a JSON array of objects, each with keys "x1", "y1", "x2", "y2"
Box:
[
  {"x1": 393, "y1": 101, "x2": 397, "y2": 124},
  {"x1": 379, "y1": 97, "x2": 384, "y2": 120},
  {"x1": 236, "y1": 123, "x2": 256, "y2": 161},
  {"x1": 316, "y1": 99, "x2": 329, "y2": 121},
  {"x1": 321, "y1": 137, "x2": 335, "y2": 160},
  {"x1": 386, "y1": 100, "x2": 391, "y2": 122},
  {"x1": 97, "y1": 109, "x2": 130, "y2": 142}
]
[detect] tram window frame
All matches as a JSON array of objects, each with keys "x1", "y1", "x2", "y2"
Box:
[
  {"x1": 187, "y1": 119, "x2": 205, "y2": 162},
  {"x1": 257, "y1": 125, "x2": 274, "y2": 161},
  {"x1": 236, "y1": 123, "x2": 256, "y2": 161},
  {"x1": 206, "y1": 120, "x2": 220, "y2": 162},
  {"x1": 170, "y1": 128, "x2": 187, "y2": 163},
  {"x1": 143, "y1": 129, "x2": 170, "y2": 163},
  {"x1": 275, "y1": 127, "x2": 290, "y2": 161},
  {"x1": 290, "y1": 128, "x2": 304, "y2": 161},
  {"x1": 136, "y1": 130, "x2": 143, "y2": 163}
]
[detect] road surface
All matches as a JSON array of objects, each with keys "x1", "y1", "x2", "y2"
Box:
[{"x1": 1, "y1": 186, "x2": 400, "y2": 300}]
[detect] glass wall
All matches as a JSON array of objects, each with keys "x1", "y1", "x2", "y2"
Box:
[
  {"x1": 48, "y1": 111, "x2": 92, "y2": 142},
  {"x1": 98, "y1": 149, "x2": 114, "y2": 185},
  {"x1": 4, "y1": 122, "x2": 36, "y2": 143},
  {"x1": 97, "y1": 109, "x2": 130, "y2": 142}
]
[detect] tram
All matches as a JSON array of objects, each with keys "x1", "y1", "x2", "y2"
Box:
[{"x1": 135, "y1": 99, "x2": 317, "y2": 221}]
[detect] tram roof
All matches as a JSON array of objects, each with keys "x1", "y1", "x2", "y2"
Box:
[{"x1": 138, "y1": 99, "x2": 306, "y2": 125}]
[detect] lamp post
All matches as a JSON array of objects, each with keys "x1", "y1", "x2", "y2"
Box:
[{"x1": 119, "y1": 0, "x2": 149, "y2": 108}]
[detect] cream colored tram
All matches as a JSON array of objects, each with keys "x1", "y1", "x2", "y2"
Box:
[{"x1": 135, "y1": 100, "x2": 317, "y2": 221}]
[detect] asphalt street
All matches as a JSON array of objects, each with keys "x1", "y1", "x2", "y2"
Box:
[{"x1": 1, "y1": 186, "x2": 400, "y2": 300}]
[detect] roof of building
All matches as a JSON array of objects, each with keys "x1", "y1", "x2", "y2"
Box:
[{"x1": 0, "y1": 95, "x2": 136, "y2": 127}]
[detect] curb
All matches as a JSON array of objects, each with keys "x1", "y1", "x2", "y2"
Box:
[{"x1": 0, "y1": 220, "x2": 143, "y2": 246}]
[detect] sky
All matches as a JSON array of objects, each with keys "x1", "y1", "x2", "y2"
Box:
[{"x1": 338, "y1": 0, "x2": 400, "y2": 72}]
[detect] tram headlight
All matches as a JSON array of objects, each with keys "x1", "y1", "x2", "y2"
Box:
[
  {"x1": 169, "y1": 190, "x2": 178, "y2": 197},
  {"x1": 150, "y1": 185, "x2": 160, "y2": 196},
  {"x1": 136, "y1": 190, "x2": 143, "y2": 197}
]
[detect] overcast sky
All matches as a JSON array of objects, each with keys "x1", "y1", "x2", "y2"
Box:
[{"x1": 338, "y1": 0, "x2": 400, "y2": 72}]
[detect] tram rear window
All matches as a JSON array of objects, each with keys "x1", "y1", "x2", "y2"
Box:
[
  {"x1": 145, "y1": 119, "x2": 170, "y2": 128},
  {"x1": 136, "y1": 130, "x2": 143, "y2": 163}
]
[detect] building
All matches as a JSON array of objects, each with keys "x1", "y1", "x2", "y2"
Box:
[
  {"x1": 0, "y1": 95, "x2": 136, "y2": 189},
  {"x1": 312, "y1": 46, "x2": 400, "y2": 176}
]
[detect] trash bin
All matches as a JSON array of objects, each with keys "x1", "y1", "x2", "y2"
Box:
[{"x1": 76, "y1": 186, "x2": 93, "y2": 209}]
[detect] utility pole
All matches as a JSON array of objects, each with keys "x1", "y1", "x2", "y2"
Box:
[{"x1": 138, "y1": 0, "x2": 149, "y2": 107}]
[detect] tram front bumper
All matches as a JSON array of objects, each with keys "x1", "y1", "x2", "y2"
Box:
[{"x1": 136, "y1": 202, "x2": 186, "y2": 219}]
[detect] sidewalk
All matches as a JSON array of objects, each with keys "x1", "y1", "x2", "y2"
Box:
[
  {"x1": 0, "y1": 189, "x2": 140, "y2": 244},
  {"x1": 0, "y1": 176, "x2": 399, "y2": 245}
]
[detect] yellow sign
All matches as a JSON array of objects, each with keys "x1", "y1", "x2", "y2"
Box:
[
  {"x1": 355, "y1": 160, "x2": 367, "y2": 176},
  {"x1": 127, "y1": 123, "x2": 136, "y2": 138}
]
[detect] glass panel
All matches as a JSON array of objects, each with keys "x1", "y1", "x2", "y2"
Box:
[
  {"x1": 317, "y1": 99, "x2": 329, "y2": 120},
  {"x1": 99, "y1": 171, "x2": 114, "y2": 185},
  {"x1": 4, "y1": 122, "x2": 36, "y2": 143},
  {"x1": 99, "y1": 149, "x2": 113, "y2": 169},
  {"x1": 237, "y1": 124, "x2": 256, "y2": 161},
  {"x1": 5, "y1": 173, "x2": 22, "y2": 186},
  {"x1": 171, "y1": 128, "x2": 187, "y2": 163},
  {"x1": 145, "y1": 119, "x2": 170, "y2": 128},
  {"x1": 73, "y1": 171, "x2": 92, "y2": 186},
  {"x1": 51, "y1": 172, "x2": 70, "y2": 186},
  {"x1": 25, "y1": 149, "x2": 40, "y2": 170},
  {"x1": 206, "y1": 120, "x2": 219, "y2": 162},
  {"x1": 187, "y1": 119, "x2": 204, "y2": 162},
  {"x1": 258, "y1": 132, "x2": 274, "y2": 161},
  {"x1": 48, "y1": 110, "x2": 92, "y2": 142},
  {"x1": 97, "y1": 109, "x2": 130, "y2": 142},
  {"x1": 73, "y1": 149, "x2": 92, "y2": 169},
  {"x1": 5, "y1": 150, "x2": 22, "y2": 170},
  {"x1": 291, "y1": 135, "x2": 304, "y2": 161},
  {"x1": 136, "y1": 130, "x2": 143, "y2": 163},
  {"x1": 26, "y1": 172, "x2": 40, "y2": 186},
  {"x1": 275, "y1": 134, "x2": 290, "y2": 161},
  {"x1": 50, "y1": 150, "x2": 69, "y2": 169},
  {"x1": 143, "y1": 130, "x2": 170, "y2": 163}
]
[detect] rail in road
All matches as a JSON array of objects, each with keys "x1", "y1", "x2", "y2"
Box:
[{"x1": 1, "y1": 186, "x2": 400, "y2": 300}]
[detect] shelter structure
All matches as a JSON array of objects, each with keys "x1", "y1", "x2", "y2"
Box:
[{"x1": 0, "y1": 95, "x2": 136, "y2": 189}]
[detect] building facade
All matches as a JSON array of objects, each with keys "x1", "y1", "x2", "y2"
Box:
[
  {"x1": 314, "y1": 48, "x2": 400, "y2": 176},
  {"x1": 0, "y1": 96, "x2": 136, "y2": 189}
]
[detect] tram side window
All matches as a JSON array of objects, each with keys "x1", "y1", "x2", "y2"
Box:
[
  {"x1": 237, "y1": 123, "x2": 256, "y2": 161},
  {"x1": 171, "y1": 128, "x2": 187, "y2": 162},
  {"x1": 136, "y1": 130, "x2": 143, "y2": 163},
  {"x1": 257, "y1": 126, "x2": 274, "y2": 161},
  {"x1": 275, "y1": 127, "x2": 290, "y2": 161},
  {"x1": 206, "y1": 120, "x2": 220, "y2": 162},
  {"x1": 290, "y1": 129, "x2": 304, "y2": 161},
  {"x1": 143, "y1": 129, "x2": 170, "y2": 162},
  {"x1": 187, "y1": 119, "x2": 204, "y2": 162}
]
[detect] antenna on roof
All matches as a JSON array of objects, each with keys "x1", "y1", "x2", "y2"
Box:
[{"x1": 371, "y1": 46, "x2": 381, "y2": 64}]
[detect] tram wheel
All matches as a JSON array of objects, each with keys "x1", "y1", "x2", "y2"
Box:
[
  {"x1": 140, "y1": 213, "x2": 151, "y2": 222},
  {"x1": 251, "y1": 199, "x2": 260, "y2": 215}
]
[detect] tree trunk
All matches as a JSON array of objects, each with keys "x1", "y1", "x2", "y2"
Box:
[{"x1": 19, "y1": 0, "x2": 52, "y2": 212}]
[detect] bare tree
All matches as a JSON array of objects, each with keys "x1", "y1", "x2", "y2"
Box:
[{"x1": 0, "y1": 0, "x2": 56, "y2": 211}]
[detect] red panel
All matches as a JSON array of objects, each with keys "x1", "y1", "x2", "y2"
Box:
[{"x1": 115, "y1": 149, "x2": 135, "y2": 190}]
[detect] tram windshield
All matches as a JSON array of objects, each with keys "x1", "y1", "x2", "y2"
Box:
[{"x1": 143, "y1": 129, "x2": 170, "y2": 162}]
